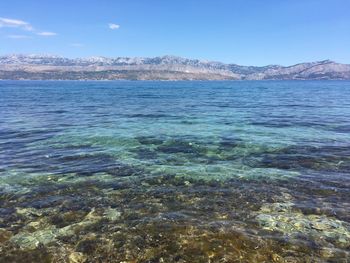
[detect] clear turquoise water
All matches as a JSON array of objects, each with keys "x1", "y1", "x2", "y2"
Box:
[{"x1": 0, "y1": 81, "x2": 349, "y2": 262}]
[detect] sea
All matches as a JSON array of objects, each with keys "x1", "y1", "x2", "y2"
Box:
[{"x1": 0, "y1": 80, "x2": 349, "y2": 262}]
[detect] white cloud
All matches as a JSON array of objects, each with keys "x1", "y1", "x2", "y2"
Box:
[
  {"x1": 108, "y1": 23, "x2": 120, "y2": 30},
  {"x1": 37, "y1": 31, "x2": 57, "y2": 36},
  {"x1": 6, "y1": 34, "x2": 31, "y2": 39},
  {"x1": 0, "y1": 17, "x2": 33, "y2": 31},
  {"x1": 0, "y1": 17, "x2": 56, "y2": 37}
]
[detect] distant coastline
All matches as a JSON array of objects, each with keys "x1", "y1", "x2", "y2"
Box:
[
  {"x1": 1, "y1": 54, "x2": 350, "y2": 81},
  {"x1": 1, "y1": 79, "x2": 350, "y2": 82}
]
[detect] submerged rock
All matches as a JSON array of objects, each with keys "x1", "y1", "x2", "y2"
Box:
[
  {"x1": 10, "y1": 226, "x2": 58, "y2": 249},
  {"x1": 103, "y1": 207, "x2": 121, "y2": 221},
  {"x1": 156, "y1": 139, "x2": 205, "y2": 155},
  {"x1": 136, "y1": 135, "x2": 164, "y2": 146},
  {"x1": 0, "y1": 228, "x2": 12, "y2": 243},
  {"x1": 16, "y1": 207, "x2": 43, "y2": 217},
  {"x1": 76, "y1": 238, "x2": 98, "y2": 254},
  {"x1": 10, "y1": 208, "x2": 102, "y2": 249},
  {"x1": 243, "y1": 145, "x2": 350, "y2": 172},
  {"x1": 69, "y1": 252, "x2": 87, "y2": 263},
  {"x1": 106, "y1": 165, "x2": 143, "y2": 177},
  {"x1": 256, "y1": 201, "x2": 350, "y2": 248}
]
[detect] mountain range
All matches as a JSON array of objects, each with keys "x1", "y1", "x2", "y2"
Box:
[{"x1": 1, "y1": 54, "x2": 350, "y2": 80}]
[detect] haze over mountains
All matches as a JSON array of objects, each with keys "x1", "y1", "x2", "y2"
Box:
[{"x1": 1, "y1": 54, "x2": 350, "y2": 80}]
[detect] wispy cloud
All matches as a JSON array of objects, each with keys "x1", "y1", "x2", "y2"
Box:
[
  {"x1": 0, "y1": 17, "x2": 56, "y2": 38},
  {"x1": 108, "y1": 23, "x2": 120, "y2": 30},
  {"x1": 0, "y1": 17, "x2": 33, "y2": 31},
  {"x1": 70, "y1": 43, "x2": 84, "y2": 47},
  {"x1": 36, "y1": 31, "x2": 57, "y2": 36},
  {"x1": 6, "y1": 34, "x2": 31, "y2": 39}
]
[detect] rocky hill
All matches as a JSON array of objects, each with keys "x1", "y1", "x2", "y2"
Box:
[{"x1": 0, "y1": 54, "x2": 349, "y2": 80}]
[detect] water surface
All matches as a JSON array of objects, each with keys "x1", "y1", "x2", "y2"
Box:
[{"x1": 0, "y1": 81, "x2": 349, "y2": 262}]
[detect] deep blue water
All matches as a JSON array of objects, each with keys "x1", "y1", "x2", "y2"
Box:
[{"x1": 0, "y1": 81, "x2": 349, "y2": 262}]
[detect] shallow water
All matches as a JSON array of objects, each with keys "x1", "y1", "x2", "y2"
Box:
[{"x1": 0, "y1": 80, "x2": 349, "y2": 262}]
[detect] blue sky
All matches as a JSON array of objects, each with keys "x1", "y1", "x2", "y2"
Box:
[{"x1": 0, "y1": 0, "x2": 349, "y2": 66}]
